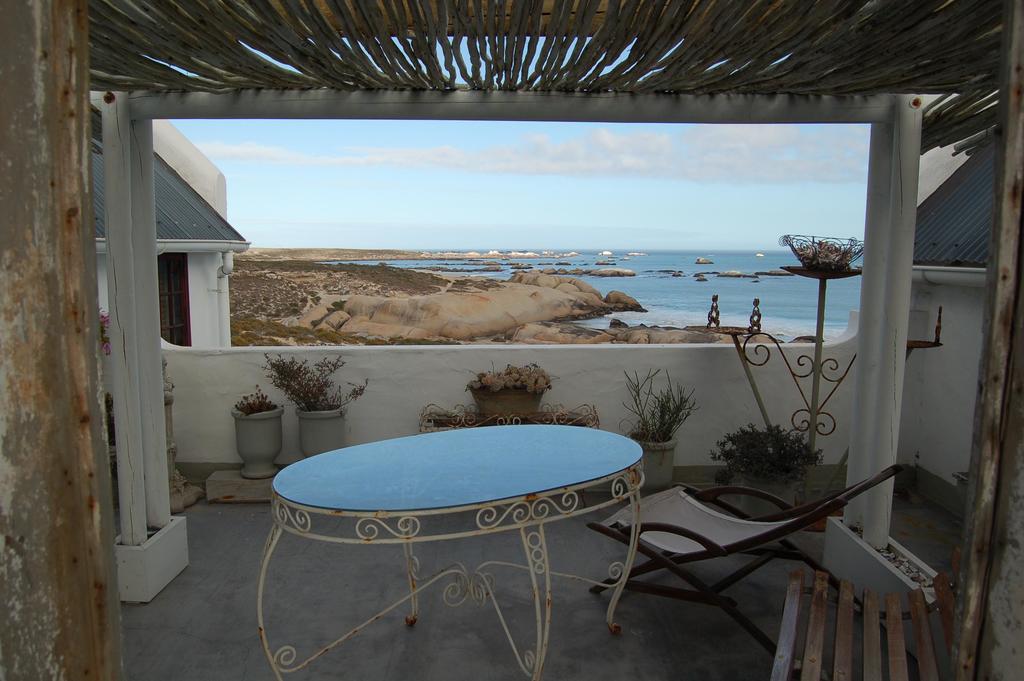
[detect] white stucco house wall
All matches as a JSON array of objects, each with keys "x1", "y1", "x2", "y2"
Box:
[
  {"x1": 898, "y1": 144, "x2": 992, "y2": 516},
  {"x1": 93, "y1": 120, "x2": 249, "y2": 347}
]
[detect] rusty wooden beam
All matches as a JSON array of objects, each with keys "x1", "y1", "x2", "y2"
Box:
[
  {"x1": 954, "y1": 0, "x2": 1024, "y2": 678},
  {"x1": 0, "y1": 1, "x2": 122, "y2": 678}
]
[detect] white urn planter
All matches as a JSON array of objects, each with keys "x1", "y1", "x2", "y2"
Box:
[
  {"x1": 232, "y1": 407, "x2": 283, "y2": 479},
  {"x1": 297, "y1": 409, "x2": 346, "y2": 457},
  {"x1": 638, "y1": 439, "x2": 677, "y2": 491}
]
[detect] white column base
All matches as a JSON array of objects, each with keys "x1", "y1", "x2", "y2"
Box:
[
  {"x1": 822, "y1": 517, "x2": 937, "y2": 607},
  {"x1": 115, "y1": 515, "x2": 189, "y2": 603}
]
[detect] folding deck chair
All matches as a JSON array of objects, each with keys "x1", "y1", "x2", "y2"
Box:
[{"x1": 587, "y1": 464, "x2": 903, "y2": 652}]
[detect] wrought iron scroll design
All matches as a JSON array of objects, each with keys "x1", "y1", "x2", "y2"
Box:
[
  {"x1": 476, "y1": 491, "x2": 581, "y2": 530},
  {"x1": 740, "y1": 332, "x2": 856, "y2": 437},
  {"x1": 273, "y1": 499, "x2": 311, "y2": 534}
]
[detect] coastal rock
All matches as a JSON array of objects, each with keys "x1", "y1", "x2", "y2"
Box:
[
  {"x1": 339, "y1": 317, "x2": 435, "y2": 340},
  {"x1": 509, "y1": 272, "x2": 602, "y2": 298},
  {"x1": 609, "y1": 318, "x2": 628, "y2": 328},
  {"x1": 695, "y1": 257, "x2": 714, "y2": 264},
  {"x1": 608, "y1": 326, "x2": 724, "y2": 344},
  {"x1": 340, "y1": 281, "x2": 605, "y2": 340},
  {"x1": 297, "y1": 303, "x2": 331, "y2": 328},
  {"x1": 604, "y1": 290, "x2": 646, "y2": 312},
  {"x1": 754, "y1": 270, "x2": 795, "y2": 276},
  {"x1": 319, "y1": 309, "x2": 351, "y2": 330},
  {"x1": 717, "y1": 271, "x2": 757, "y2": 278},
  {"x1": 510, "y1": 322, "x2": 615, "y2": 344}
]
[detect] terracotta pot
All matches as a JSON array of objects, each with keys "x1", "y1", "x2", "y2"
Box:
[
  {"x1": 469, "y1": 388, "x2": 543, "y2": 416},
  {"x1": 296, "y1": 409, "x2": 346, "y2": 457},
  {"x1": 232, "y1": 407, "x2": 283, "y2": 479},
  {"x1": 637, "y1": 439, "x2": 677, "y2": 491}
]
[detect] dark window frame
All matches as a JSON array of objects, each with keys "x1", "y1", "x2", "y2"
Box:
[{"x1": 157, "y1": 252, "x2": 191, "y2": 346}]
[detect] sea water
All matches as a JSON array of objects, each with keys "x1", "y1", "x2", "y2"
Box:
[{"x1": 346, "y1": 249, "x2": 861, "y2": 340}]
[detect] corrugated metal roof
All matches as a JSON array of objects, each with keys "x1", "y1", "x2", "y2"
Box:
[
  {"x1": 914, "y1": 144, "x2": 994, "y2": 268},
  {"x1": 93, "y1": 145, "x2": 246, "y2": 244}
]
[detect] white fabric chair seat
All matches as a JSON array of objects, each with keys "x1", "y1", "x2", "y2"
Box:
[{"x1": 602, "y1": 487, "x2": 791, "y2": 558}]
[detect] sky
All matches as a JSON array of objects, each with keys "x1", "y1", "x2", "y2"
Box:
[{"x1": 171, "y1": 119, "x2": 871, "y2": 251}]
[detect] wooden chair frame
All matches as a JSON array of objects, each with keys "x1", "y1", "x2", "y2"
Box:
[{"x1": 588, "y1": 465, "x2": 904, "y2": 652}]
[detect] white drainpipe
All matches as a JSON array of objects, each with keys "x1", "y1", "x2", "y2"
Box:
[
  {"x1": 911, "y1": 265, "x2": 987, "y2": 287},
  {"x1": 217, "y1": 251, "x2": 234, "y2": 347}
]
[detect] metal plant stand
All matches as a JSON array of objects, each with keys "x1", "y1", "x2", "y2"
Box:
[
  {"x1": 419, "y1": 403, "x2": 599, "y2": 432},
  {"x1": 705, "y1": 268, "x2": 860, "y2": 449},
  {"x1": 778, "y1": 266, "x2": 862, "y2": 453}
]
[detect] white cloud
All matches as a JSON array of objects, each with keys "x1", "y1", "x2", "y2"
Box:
[{"x1": 197, "y1": 125, "x2": 867, "y2": 183}]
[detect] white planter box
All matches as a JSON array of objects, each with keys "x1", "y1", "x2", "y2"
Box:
[
  {"x1": 115, "y1": 515, "x2": 189, "y2": 603},
  {"x1": 822, "y1": 517, "x2": 938, "y2": 607}
]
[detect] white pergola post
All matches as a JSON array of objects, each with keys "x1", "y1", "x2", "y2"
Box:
[
  {"x1": 101, "y1": 93, "x2": 148, "y2": 546},
  {"x1": 845, "y1": 96, "x2": 922, "y2": 548},
  {"x1": 130, "y1": 119, "x2": 172, "y2": 528},
  {"x1": 101, "y1": 92, "x2": 187, "y2": 602}
]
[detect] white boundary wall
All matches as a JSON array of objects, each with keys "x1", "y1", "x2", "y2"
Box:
[
  {"x1": 899, "y1": 281, "x2": 986, "y2": 485},
  {"x1": 165, "y1": 315, "x2": 858, "y2": 468}
]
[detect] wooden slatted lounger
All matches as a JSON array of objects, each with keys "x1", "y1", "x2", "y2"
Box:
[{"x1": 771, "y1": 561, "x2": 958, "y2": 681}]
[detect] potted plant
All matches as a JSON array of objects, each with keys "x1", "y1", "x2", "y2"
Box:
[
  {"x1": 231, "y1": 387, "x2": 283, "y2": 479},
  {"x1": 710, "y1": 423, "x2": 823, "y2": 514},
  {"x1": 467, "y1": 363, "x2": 552, "y2": 416},
  {"x1": 263, "y1": 354, "x2": 367, "y2": 457},
  {"x1": 622, "y1": 370, "x2": 697, "y2": 491}
]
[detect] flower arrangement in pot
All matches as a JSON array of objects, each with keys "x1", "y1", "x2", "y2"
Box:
[
  {"x1": 232, "y1": 387, "x2": 284, "y2": 479},
  {"x1": 466, "y1": 363, "x2": 552, "y2": 416},
  {"x1": 710, "y1": 423, "x2": 822, "y2": 515},
  {"x1": 622, "y1": 370, "x2": 697, "y2": 491},
  {"x1": 263, "y1": 354, "x2": 367, "y2": 457}
]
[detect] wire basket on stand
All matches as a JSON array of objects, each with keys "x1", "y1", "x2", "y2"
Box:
[{"x1": 779, "y1": 235, "x2": 864, "y2": 272}]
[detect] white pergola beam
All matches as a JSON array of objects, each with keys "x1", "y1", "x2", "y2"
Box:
[
  {"x1": 127, "y1": 90, "x2": 895, "y2": 124},
  {"x1": 129, "y1": 119, "x2": 172, "y2": 528},
  {"x1": 100, "y1": 93, "x2": 148, "y2": 546}
]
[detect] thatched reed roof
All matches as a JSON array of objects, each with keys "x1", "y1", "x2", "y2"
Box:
[{"x1": 88, "y1": 1, "x2": 1002, "y2": 151}]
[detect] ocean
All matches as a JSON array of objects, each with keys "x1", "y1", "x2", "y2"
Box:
[{"x1": 347, "y1": 249, "x2": 861, "y2": 340}]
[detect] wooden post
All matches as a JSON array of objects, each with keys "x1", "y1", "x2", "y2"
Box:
[
  {"x1": 955, "y1": 0, "x2": 1024, "y2": 677},
  {"x1": 0, "y1": 1, "x2": 122, "y2": 678}
]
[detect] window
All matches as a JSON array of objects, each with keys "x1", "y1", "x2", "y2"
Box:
[{"x1": 157, "y1": 253, "x2": 191, "y2": 346}]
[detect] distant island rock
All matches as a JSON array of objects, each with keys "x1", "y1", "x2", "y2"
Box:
[
  {"x1": 695, "y1": 257, "x2": 714, "y2": 264},
  {"x1": 536, "y1": 266, "x2": 636, "y2": 277}
]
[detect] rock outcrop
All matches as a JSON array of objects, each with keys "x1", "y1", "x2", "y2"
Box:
[
  {"x1": 603, "y1": 290, "x2": 646, "y2": 311},
  {"x1": 695, "y1": 257, "x2": 714, "y2": 264}
]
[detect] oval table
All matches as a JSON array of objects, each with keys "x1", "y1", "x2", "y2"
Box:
[{"x1": 258, "y1": 424, "x2": 644, "y2": 681}]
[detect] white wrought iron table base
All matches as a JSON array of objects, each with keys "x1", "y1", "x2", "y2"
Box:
[{"x1": 257, "y1": 465, "x2": 642, "y2": 681}]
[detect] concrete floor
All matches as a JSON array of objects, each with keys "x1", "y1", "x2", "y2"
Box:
[{"x1": 121, "y1": 493, "x2": 962, "y2": 681}]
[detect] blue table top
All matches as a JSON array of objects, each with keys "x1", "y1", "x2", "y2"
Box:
[{"x1": 272, "y1": 425, "x2": 642, "y2": 512}]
